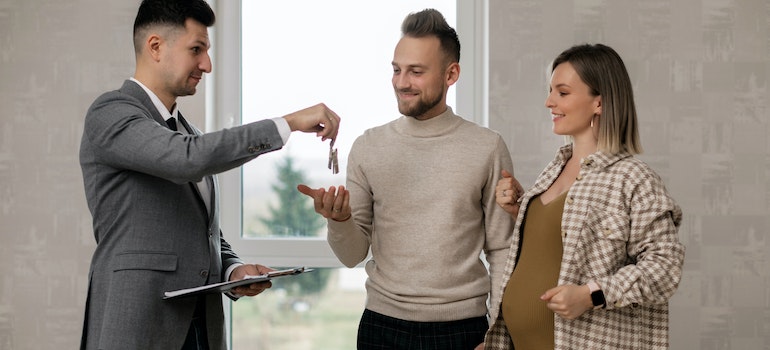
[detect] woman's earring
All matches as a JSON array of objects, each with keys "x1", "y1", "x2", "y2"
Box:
[{"x1": 590, "y1": 116, "x2": 594, "y2": 128}]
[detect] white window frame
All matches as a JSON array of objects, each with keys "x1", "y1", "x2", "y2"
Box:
[{"x1": 207, "y1": 0, "x2": 488, "y2": 268}]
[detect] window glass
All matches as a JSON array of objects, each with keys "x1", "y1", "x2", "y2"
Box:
[
  {"x1": 241, "y1": 0, "x2": 456, "y2": 238},
  {"x1": 231, "y1": 267, "x2": 366, "y2": 350},
  {"x1": 235, "y1": 2, "x2": 456, "y2": 348}
]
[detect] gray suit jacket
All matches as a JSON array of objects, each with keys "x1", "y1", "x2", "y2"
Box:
[{"x1": 79, "y1": 80, "x2": 283, "y2": 349}]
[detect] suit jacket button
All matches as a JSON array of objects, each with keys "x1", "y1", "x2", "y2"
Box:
[{"x1": 200, "y1": 270, "x2": 209, "y2": 277}]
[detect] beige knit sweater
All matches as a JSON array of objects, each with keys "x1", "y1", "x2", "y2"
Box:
[{"x1": 327, "y1": 107, "x2": 514, "y2": 323}]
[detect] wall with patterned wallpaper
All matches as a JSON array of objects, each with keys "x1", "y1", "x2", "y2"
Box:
[
  {"x1": 1, "y1": 0, "x2": 767, "y2": 349},
  {"x1": 488, "y1": 0, "x2": 769, "y2": 349},
  {"x1": 0, "y1": 1, "x2": 203, "y2": 349}
]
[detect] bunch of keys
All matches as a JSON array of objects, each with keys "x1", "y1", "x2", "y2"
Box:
[{"x1": 328, "y1": 141, "x2": 339, "y2": 174}]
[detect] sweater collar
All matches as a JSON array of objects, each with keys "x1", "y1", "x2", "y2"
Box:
[{"x1": 393, "y1": 106, "x2": 463, "y2": 138}]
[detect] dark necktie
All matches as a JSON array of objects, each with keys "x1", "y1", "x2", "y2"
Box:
[{"x1": 166, "y1": 117, "x2": 178, "y2": 131}]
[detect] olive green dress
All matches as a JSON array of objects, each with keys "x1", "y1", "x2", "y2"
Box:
[{"x1": 501, "y1": 192, "x2": 566, "y2": 350}]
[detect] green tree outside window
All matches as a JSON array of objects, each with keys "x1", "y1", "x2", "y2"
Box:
[{"x1": 256, "y1": 156, "x2": 330, "y2": 295}]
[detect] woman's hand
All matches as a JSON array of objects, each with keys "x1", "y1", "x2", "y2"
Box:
[
  {"x1": 541, "y1": 284, "x2": 594, "y2": 320},
  {"x1": 495, "y1": 169, "x2": 524, "y2": 219}
]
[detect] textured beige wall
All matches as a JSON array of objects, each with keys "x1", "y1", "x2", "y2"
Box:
[
  {"x1": 488, "y1": 0, "x2": 770, "y2": 348},
  {"x1": 1, "y1": 0, "x2": 767, "y2": 349},
  {"x1": 0, "y1": 1, "x2": 204, "y2": 349}
]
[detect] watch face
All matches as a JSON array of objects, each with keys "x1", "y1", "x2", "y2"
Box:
[{"x1": 592, "y1": 292, "x2": 605, "y2": 308}]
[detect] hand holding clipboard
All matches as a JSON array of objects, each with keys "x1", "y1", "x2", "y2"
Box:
[{"x1": 163, "y1": 267, "x2": 312, "y2": 299}]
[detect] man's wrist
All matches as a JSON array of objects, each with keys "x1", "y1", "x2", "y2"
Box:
[
  {"x1": 331, "y1": 214, "x2": 351, "y2": 222},
  {"x1": 271, "y1": 117, "x2": 291, "y2": 144},
  {"x1": 225, "y1": 263, "x2": 243, "y2": 282}
]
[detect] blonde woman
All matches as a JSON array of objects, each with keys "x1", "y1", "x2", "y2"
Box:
[{"x1": 482, "y1": 43, "x2": 684, "y2": 350}]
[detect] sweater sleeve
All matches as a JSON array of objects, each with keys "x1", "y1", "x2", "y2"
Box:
[
  {"x1": 326, "y1": 136, "x2": 372, "y2": 268},
  {"x1": 482, "y1": 136, "x2": 515, "y2": 322}
]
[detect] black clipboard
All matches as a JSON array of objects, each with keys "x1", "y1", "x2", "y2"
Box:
[{"x1": 163, "y1": 266, "x2": 311, "y2": 299}]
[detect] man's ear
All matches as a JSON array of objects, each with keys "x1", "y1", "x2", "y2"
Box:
[
  {"x1": 446, "y1": 62, "x2": 460, "y2": 86},
  {"x1": 146, "y1": 34, "x2": 163, "y2": 62}
]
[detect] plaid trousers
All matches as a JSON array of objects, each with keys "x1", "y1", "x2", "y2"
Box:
[{"x1": 357, "y1": 309, "x2": 487, "y2": 350}]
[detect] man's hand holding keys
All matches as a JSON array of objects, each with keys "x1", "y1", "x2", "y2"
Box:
[{"x1": 281, "y1": 103, "x2": 340, "y2": 142}]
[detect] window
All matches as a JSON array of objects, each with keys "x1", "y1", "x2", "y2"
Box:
[{"x1": 211, "y1": 1, "x2": 485, "y2": 348}]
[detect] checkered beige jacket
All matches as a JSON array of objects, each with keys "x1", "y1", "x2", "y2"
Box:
[{"x1": 484, "y1": 145, "x2": 684, "y2": 349}]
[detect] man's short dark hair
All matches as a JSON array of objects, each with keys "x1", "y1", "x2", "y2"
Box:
[
  {"x1": 401, "y1": 8, "x2": 460, "y2": 64},
  {"x1": 133, "y1": 0, "x2": 215, "y2": 52}
]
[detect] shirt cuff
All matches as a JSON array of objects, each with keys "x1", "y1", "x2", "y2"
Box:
[
  {"x1": 224, "y1": 263, "x2": 243, "y2": 299},
  {"x1": 271, "y1": 117, "x2": 291, "y2": 144}
]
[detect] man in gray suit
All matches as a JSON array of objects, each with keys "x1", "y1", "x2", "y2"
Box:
[{"x1": 78, "y1": 0, "x2": 340, "y2": 349}]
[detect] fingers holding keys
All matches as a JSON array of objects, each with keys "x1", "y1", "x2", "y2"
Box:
[
  {"x1": 319, "y1": 106, "x2": 341, "y2": 142},
  {"x1": 297, "y1": 184, "x2": 351, "y2": 221},
  {"x1": 282, "y1": 103, "x2": 341, "y2": 142}
]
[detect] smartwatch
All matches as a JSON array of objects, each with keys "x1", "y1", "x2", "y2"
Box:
[{"x1": 587, "y1": 281, "x2": 606, "y2": 309}]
